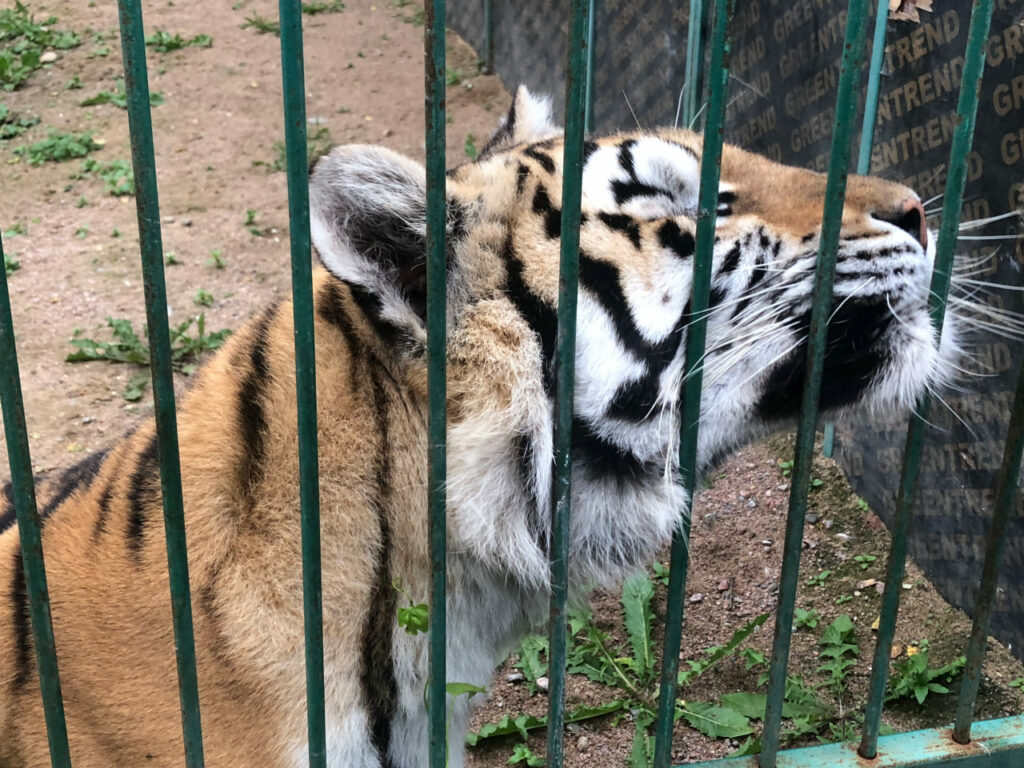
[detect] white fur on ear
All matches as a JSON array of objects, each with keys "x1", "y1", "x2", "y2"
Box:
[
  {"x1": 309, "y1": 145, "x2": 427, "y2": 286},
  {"x1": 480, "y1": 85, "x2": 562, "y2": 157}
]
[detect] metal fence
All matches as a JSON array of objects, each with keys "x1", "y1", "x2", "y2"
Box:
[{"x1": 0, "y1": 0, "x2": 1022, "y2": 767}]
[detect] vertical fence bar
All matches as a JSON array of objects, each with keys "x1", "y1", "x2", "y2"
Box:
[
  {"x1": 823, "y1": 0, "x2": 889, "y2": 459},
  {"x1": 277, "y1": 2, "x2": 327, "y2": 765},
  {"x1": 651, "y1": 1, "x2": 734, "y2": 766},
  {"x1": 545, "y1": 0, "x2": 591, "y2": 763},
  {"x1": 858, "y1": 0, "x2": 995, "y2": 757},
  {"x1": 682, "y1": 0, "x2": 706, "y2": 128},
  {"x1": 953, "y1": 360, "x2": 1024, "y2": 743},
  {"x1": 584, "y1": 0, "x2": 596, "y2": 134},
  {"x1": 481, "y1": 0, "x2": 494, "y2": 74},
  {"x1": 758, "y1": 3, "x2": 871, "y2": 765},
  {"x1": 0, "y1": 234, "x2": 72, "y2": 768},
  {"x1": 115, "y1": 2, "x2": 204, "y2": 764},
  {"x1": 423, "y1": 0, "x2": 448, "y2": 763}
]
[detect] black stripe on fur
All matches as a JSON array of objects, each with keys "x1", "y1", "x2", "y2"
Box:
[
  {"x1": 360, "y1": 371, "x2": 399, "y2": 765},
  {"x1": 11, "y1": 546, "x2": 31, "y2": 688},
  {"x1": 235, "y1": 307, "x2": 276, "y2": 506},
  {"x1": 501, "y1": 234, "x2": 558, "y2": 395},
  {"x1": 126, "y1": 434, "x2": 160, "y2": 557}
]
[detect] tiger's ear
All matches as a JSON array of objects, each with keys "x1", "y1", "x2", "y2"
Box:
[
  {"x1": 479, "y1": 85, "x2": 562, "y2": 157},
  {"x1": 310, "y1": 144, "x2": 450, "y2": 351}
]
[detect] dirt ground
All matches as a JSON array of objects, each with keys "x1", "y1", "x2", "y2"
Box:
[{"x1": 1, "y1": 2, "x2": 1021, "y2": 766}]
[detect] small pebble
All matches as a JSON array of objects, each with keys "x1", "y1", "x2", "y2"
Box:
[
  {"x1": 536, "y1": 676, "x2": 549, "y2": 693},
  {"x1": 81, "y1": 416, "x2": 94, "y2": 424},
  {"x1": 761, "y1": 539, "x2": 772, "y2": 546},
  {"x1": 163, "y1": 215, "x2": 175, "y2": 223},
  {"x1": 835, "y1": 532, "x2": 851, "y2": 542},
  {"x1": 689, "y1": 593, "x2": 704, "y2": 603},
  {"x1": 747, "y1": 499, "x2": 756, "y2": 508},
  {"x1": 506, "y1": 672, "x2": 524, "y2": 683},
  {"x1": 577, "y1": 736, "x2": 590, "y2": 753},
  {"x1": 40, "y1": 51, "x2": 58, "y2": 63},
  {"x1": 875, "y1": 581, "x2": 886, "y2": 594},
  {"x1": 181, "y1": 218, "x2": 193, "y2": 227},
  {"x1": 806, "y1": 513, "x2": 818, "y2": 524},
  {"x1": 717, "y1": 579, "x2": 729, "y2": 591},
  {"x1": 777, "y1": 483, "x2": 789, "y2": 491},
  {"x1": 823, "y1": 520, "x2": 834, "y2": 530}
]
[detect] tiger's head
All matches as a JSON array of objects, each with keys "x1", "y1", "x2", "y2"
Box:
[{"x1": 309, "y1": 87, "x2": 960, "y2": 588}]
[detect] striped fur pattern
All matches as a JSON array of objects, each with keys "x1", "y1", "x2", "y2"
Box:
[{"x1": 0, "y1": 87, "x2": 958, "y2": 767}]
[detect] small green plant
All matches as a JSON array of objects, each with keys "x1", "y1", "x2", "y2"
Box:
[
  {"x1": 854, "y1": 554, "x2": 877, "y2": 571},
  {"x1": 301, "y1": 1, "x2": 345, "y2": 14},
  {"x1": 241, "y1": 12, "x2": 280, "y2": 35},
  {"x1": 793, "y1": 607, "x2": 819, "y2": 630},
  {"x1": 75, "y1": 196, "x2": 88, "y2": 208},
  {"x1": 110, "y1": 228, "x2": 121, "y2": 238},
  {"x1": 243, "y1": 209, "x2": 262, "y2": 236},
  {"x1": 805, "y1": 570, "x2": 832, "y2": 588},
  {"x1": 165, "y1": 252, "x2": 181, "y2": 266},
  {"x1": 86, "y1": 45, "x2": 110, "y2": 58},
  {"x1": 778, "y1": 459, "x2": 793, "y2": 477},
  {"x1": 256, "y1": 127, "x2": 332, "y2": 173},
  {"x1": 651, "y1": 561, "x2": 670, "y2": 586},
  {"x1": 810, "y1": 477, "x2": 824, "y2": 489},
  {"x1": 206, "y1": 249, "x2": 226, "y2": 269},
  {"x1": 464, "y1": 132, "x2": 478, "y2": 160},
  {"x1": 65, "y1": 75, "x2": 83, "y2": 90},
  {"x1": 3, "y1": 221, "x2": 26, "y2": 237},
  {"x1": 78, "y1": 158, "x2": 135, "y2": 196},
  {"x1": 3, "y1": 250, "x2": 20, "y2": 276},
  {"x1": 887, "y1": 650, "x2": 966, "y2": 705},
  {"x1": 145, "y1": 30, "x2": 213, "y2": 52},
  {"x1": 15, "y1": 131, "x2": 100, "y2": 164},
  {"x1": 0, "y1": 2, "x2": 81, "y2": 91},
  {"x1": 75, "y1": 224, "x2": 90, "y2": 239},
  {"x1": 393, "y1": 578, "x2": 428, "y2": 635},
  {"x1": 1009, "y1": 676, "x2": 1024, "y2": 689},
  {"x1": 856, "y1": 498, "x2": 870, "y2": 511},
  {"x1": 80, "y1": 77, "x2": 165, "y2": 109},
  {"x1": 0, "y1": 102, "x2": 39, "y2": 140},
  {"x1": 67, "y1": 314, "x2": 231, "y2": 382},
  {"x1": 818, "y1": 615, "x2": 858, "y2": 695},
  {"x1": 193, "y1": 288, "x2": 214, "y2": 307},
  {"x1": 834, "y1": 595, "x2": 853, "y2": 605}
]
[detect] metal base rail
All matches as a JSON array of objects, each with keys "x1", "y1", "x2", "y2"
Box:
[{"x1": 683, "y1": 716, "x2": 1024, "y2": 768}]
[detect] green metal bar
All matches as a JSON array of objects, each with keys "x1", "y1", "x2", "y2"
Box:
[
  {"x1": 652, "y1": 1, "x2": 734, "y2": 766},
  {"x1": 584, "y1": 0, "x2": 596, "y2": 134},
  {"x1": 277, "y1": 2, "x2": 326, "y2": 765},
  {"x1": 758, "y1": 3, "x2": 871, "y2": 766},
  {"x1": 859, "y1": 0, "x2": 995, "y2": 757},
  {"x1": 954, "y1": 361, "x2": 1024, "y2": 742},
  {"x1": 0, "y1": 235, "x2": 72, "y2": 768},
  {"x1": 115, "y1": 2, "x2": 204, "y2": 764},
  {"x1": 482, "y1": 0, "x2": 494, "y2": 74},
  {"x1": 682, "y1": 716, "x2": 1024, "y2": 768},
  {"x1": 545, "y1": 0, "x2": 590, "y2": 762},
  {"x1": 423, "y1": 0, "x2": 448, "y2": 763},
  {"x1": 823, "y1": 0, "x2": 888, "y2": 459},
  {"x1": 682, "y1": 0, "x2": 706, "y2": 127}
]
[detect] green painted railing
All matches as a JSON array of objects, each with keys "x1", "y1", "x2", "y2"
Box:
[{"x1": 0, "y1": 1, "x2": 1021, "y2": 767}]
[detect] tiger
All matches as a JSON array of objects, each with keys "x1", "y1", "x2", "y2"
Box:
[{"x1": 0, "y1": 86, "x2": 959, "y2": 767}]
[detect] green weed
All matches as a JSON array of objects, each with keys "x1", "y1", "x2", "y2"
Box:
[
  {"x1": 145, "y1": 30, "x2": 213, "y2": 52},
  {"x1": 805, "y1": 570, "x2": 832, "y2": 588},
  {"x1": 463, "y1": 132, "x2": 478, "y2": 159},
  {"x1": 301, "y1": 1, "x2": 345, "y2": 14},
  {"x1": 193, "y1": 289, "x2": 214, "y2": 307},
  {"x1": 854, "y1": 554, "x2": 877, "y2": 570},
  {"x1": 67, "y1": 314, "x2": 231, "y2": 386},
  {"x1": 15, "y1": 131, "x2": 100, "y2": 164},
  {"x1": 206, "y1": 249, "x2": 225, "y2": 269},
  {"x1": 241, "y1": 12, "x2": 280, "y2": 35},
  {"x1": 77, "y1": 158, "x2": 135, "y2": 196},
  {"x1": 0, "y1": 2, "x2": 81, "y2": 91},
  {"x1": 255, "y1": 126, "x2": 332, "y2": 173},
  {"x1": 3, "y1": 250, "x2": 19, "y2": 276},
  {"x1": 886, "y1": 650, "x2": 965, "y2": 706},
  {"x1": 165, "y1": 252, "x2": 180, "y2": 266},
  {"x1": 793, "y1": 607, "x2": 819, "y2": 629},
  {"x1": 80, "y1": 78, "x2": 165, "y2": 109},
  {"x1": 0, "y1": 102, "x2": 39, "y2": 140}
]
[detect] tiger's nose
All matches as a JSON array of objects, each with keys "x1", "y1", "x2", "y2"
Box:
[{"x1": 893, "y1": 196, "x2": 928, "y2": 249}]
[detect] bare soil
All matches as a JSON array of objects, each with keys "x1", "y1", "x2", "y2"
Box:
[{"x1": 1, "y1": 3, "x2": 1021, "y2": 766}]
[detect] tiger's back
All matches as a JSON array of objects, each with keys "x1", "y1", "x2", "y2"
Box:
[{"x1": 1, "y1": 87, "x2": 959, "y2": 767}]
